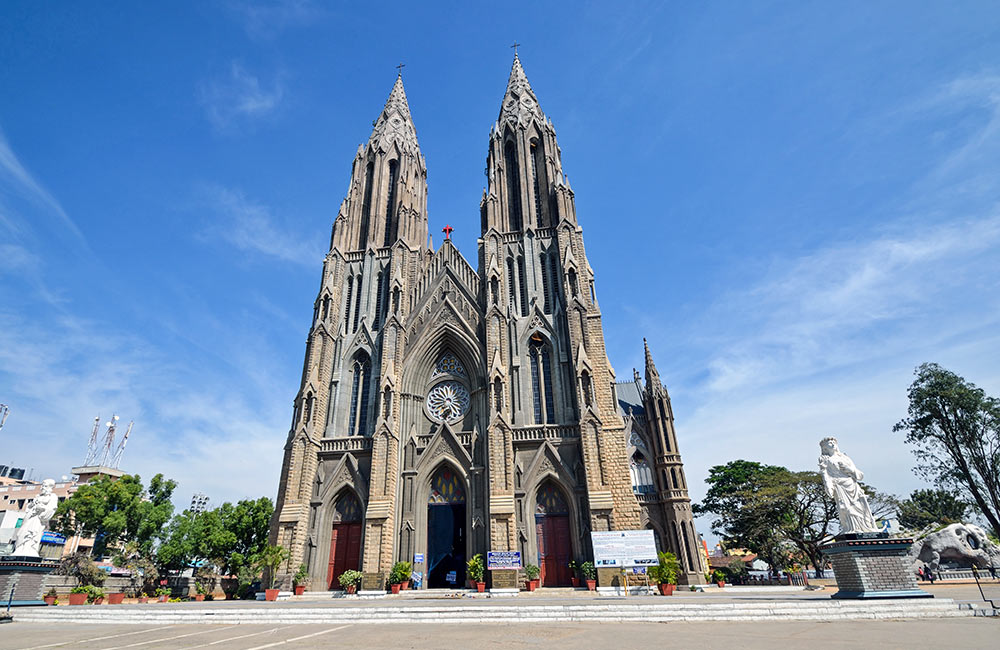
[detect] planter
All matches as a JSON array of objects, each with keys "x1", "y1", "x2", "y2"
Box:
[
  {"x1": 294, "y1": 585, "x2": 305, "y2": 596},
  {"x1": 585, "y1": 579, "x2": 596, "y2": 591},
  {"x1": 193, "y1": 594, "x2": 205, "y2": 602},
  {"x1": 525, "y1": 580, "x2": 536, "y2": 592},
  {"x1": 158, "y1": 595, "x2": 168, "y2": 603},
  {"x1": 69, "y1": 593, "x2": 87, "y2": 606},
  {"x1": 345, "y1": 584, "x2": 357, "y2": 595},
  {"x1": 716, "y1": 581, "x2": 725, "y2": 588},
  {"x1": 264, "y1": 588, "x2": 280, "y2": 601},
  {"x1": 390, "y1": 583, "x2": 402, "y2": 594},
  {"x1": 531, "y1": 579, "x2": 540, "y2": 590},
  {"x1": 94, "y1": 597, "x2": 104, "y2": 605},
  {"x1": 138, "y1": 596, "x2": 148, "y2": 604},
  {"x1": 571, "y1": 577, "x2": 581, "y2": 588},
  {"x1": 44, "y1": 596, "x2": 57, "y2": 606},
  {"x1": 400, "y1": 580, "x2": 410, "y2": 591},
  {"x1": 657, "y1": 583, "x2": 675, "y2": 596},
  {"x1": 475, "y1": 582, "x2": 485, "y2": 593},
  {"x1": 108, "y1": 593, "x2": 125, "y2": 605}
]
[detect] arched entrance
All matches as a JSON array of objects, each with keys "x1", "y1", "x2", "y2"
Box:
[
  {"x1": 427, "y1": 466, "x2": 466, "y2": 588},
  {"x1": 326, "y1": 492, "x2": 363, "y2": 590},
  {"x1": 535, "y1": 482, "x2": 572, "y2": 586}
]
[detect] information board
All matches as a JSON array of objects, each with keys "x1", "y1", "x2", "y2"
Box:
[
  {"x1": 413, "y1": 553, "x2": 424, "y2": 564},
  {"x1": 590, "y1": 530, "x2": 658, "y2": 568},
  {"x1": 487, "y1": 550, "x2": 522, "y2": 570},
  {"x1": 41, "y1": 531, "x2": 66, "y2": 544}
]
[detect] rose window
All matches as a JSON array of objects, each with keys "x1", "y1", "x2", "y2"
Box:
[{"x1": 426, "y1": 381, "x2": 470, "y2": 422}]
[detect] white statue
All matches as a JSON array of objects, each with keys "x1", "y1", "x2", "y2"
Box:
[
  {"x1": 818, "y1": 438, "x2": 879, "y2": 534},
  {"x1": 12, "y1": 478, "x2": 58, "y2": 558}
]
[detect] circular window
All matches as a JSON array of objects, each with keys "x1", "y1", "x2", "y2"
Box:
[{"x1": 426, "y1": 381, "x2": 470, "y2": 422}]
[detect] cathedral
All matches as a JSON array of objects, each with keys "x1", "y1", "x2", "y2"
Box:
[{"x1": 270, "y1": 56, "x2": 705, "y2": 590}]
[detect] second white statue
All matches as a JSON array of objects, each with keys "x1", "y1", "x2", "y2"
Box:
[{"x1": 818, "y1": 437, "x2": 879, "y2": 535}]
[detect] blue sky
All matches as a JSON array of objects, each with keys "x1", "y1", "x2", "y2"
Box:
[{"x1": 2, "y1": 2, "x2": 999, "y2": 533}]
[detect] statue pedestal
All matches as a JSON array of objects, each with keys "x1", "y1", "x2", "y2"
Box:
[
  {"x1": 0, "y1": 557, "x2": 59, "y2": 606},
  {"x1": 821, "y1": 534, "x2": 931, "y2": 599}
]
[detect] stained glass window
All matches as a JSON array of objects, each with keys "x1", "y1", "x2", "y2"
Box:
[
  {"x1": 433, "y1": 353, "x2": 466, "y2": 378},
  {"x1": 535, "y1": 482, "x2": 569, "y2": 516},
  {"x1": 333, "y1": 492, "x2": 362, "y2": 523},
  {"x1": 428, "y1": 467, "x2": 465, "y2": 504},
  {"x1": 426, "y1": 381, "x2": 470, "y2": 422}
]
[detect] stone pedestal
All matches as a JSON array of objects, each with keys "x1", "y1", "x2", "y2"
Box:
[
  {"x1": 0, "y1": 557, "x2": 59, "y2": 606},
  {"x1": 821, "y1": 534, "x2": 931, "y2": 599}
]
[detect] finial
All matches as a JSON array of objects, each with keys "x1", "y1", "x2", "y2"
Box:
[
  {"x1": 442, "y1": 224, "x2": 454, "y2": 240},
  {"x1": 510, "y1": 41, "x2": 521, "y2": 56},
  {"x1": 396, "y1": 62, "x2": 406, "y2": 77}
]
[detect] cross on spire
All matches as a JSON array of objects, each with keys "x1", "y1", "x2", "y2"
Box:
[
  {"x1": 395, "y1": 62, "x2": 406, "y2": 76},
  {"x1": 510, "y1": 41, "x2": 521, "y2": 56},
  {"x1": 442, "y1": 224, "x2": 454, "y2": 240}
]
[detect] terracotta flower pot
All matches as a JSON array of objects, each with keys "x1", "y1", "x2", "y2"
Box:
[
  {"x1": 138, "y1": 596, "x2": 148, "y2": 603},
  {"x1": 108, "y1": 593, "x2": 125, "y2": 605},
  {"x1": 716, "y1": 581, "x2": 725, "y2": 588},
  {"x1": 345, "y1": 584, "x2": 356, "y2": 594},
  {"x1": 390, "y1": 583, "x2": 401, "y2": 594},
  {"x1": 69, "y1": 593, "x2": 87, "y2": 606},
  {"x1": 44, "y1": 595, "x2": 56, "y2": 606},
  {"x1": 265, "y1": 588, "x2": 280, "y2": 601},
  {"x1": 476, "y1": 582, "x2": 485, "y2": 593},
  {"x1": 94, "y1": 597, "x2": 104, "y2": 605},
  {"x1": 585, "y1": 579, "x2": 596, "y2": 591},
  {"x1": 158, "y1": 595, "x2": 168, "y2": 602},
  {"x1": 400, "y1": 580, "x2": 410, "y2": 590},
  {"x1": 194, "y1": 594, "x2": 205, "y2": 601},
  {"x1": 658, "y1": 583, "x2": 675, "y2": 596},
  {"x1": 571, "y1": 577, "x2": 581, "y2": 588},
  {"x1": 525, "y1": 580, "x2": 536, "y2": 592},
  {"x1": 294, "y1": 585, "x2": 305, "y2": 596},
  {"x1": 531, "y1": 579, "x2": 540, "y2": 590}
]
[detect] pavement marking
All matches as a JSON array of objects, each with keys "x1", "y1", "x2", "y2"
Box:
[
  {"x1": 21, "y1": 626, "x2": 176, "y2": 650},
  {"x1": 242, "y1": 625, "x2": 351, "y2": 650},
  {"x1": 184, "y1": 626, "x2": 293, "y2": 648},
  {"x1": 97, "y1": 626, "x2": 227, "y2": 650}
]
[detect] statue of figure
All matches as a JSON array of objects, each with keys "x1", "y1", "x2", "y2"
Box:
[
  {"x1": 818, "y1": 438, "x2": 879, "y2": 535},
  {"x1": 12, "y1": 478, "x2": 58, "y2": 558}
]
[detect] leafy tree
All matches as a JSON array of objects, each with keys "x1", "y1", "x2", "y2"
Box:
[
  {"x1": 778, "y1": 471, "x2": 837, "y2": 578},
  {"x1": 897, "y1": 489, "x2": 969, "y2": 530},
  {"x1": 54, "y1": 551, "x2": 106, "y2": 586},
  {"x1": 694, "y1": 460, "x2": 795, "y2": 571},
  {"x1": 893, "y1": 363, "x2": 1000, "y2": 538},
  {"x1": 51, "y1": 473, "x2": 176, "y2": 556}
]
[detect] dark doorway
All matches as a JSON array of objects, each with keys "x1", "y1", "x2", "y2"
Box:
[
  {"x1": 327, "y1": 492, "x2": 363, "y2": 589},
  {"x1": 426, "y1": 466, "x2": 466, "y2": 588},
  {"x1": 535, "y1": 481, "x2": 572, "y2": 586}
]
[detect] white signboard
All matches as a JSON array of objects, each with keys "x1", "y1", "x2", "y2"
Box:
[{"x1": 590, "y1": 530, "x2": 658, "y2": 568}]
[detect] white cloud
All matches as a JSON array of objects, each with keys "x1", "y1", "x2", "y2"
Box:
[
  {"x1": 198, "y1": 63, "x2": 284, "y2": 131},
  {"x1": 225, "y1": 0, "x2": 322, "y2": 41}
]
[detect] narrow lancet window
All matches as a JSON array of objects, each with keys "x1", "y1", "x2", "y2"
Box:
[
  {"x1": 504, "y1": 141, "x2": 522, "y2": 231},
  {"x1": 359, "y1": 161, "x2": 374, "y2": 248},
  {"x1": 383, "y1": 159, "x2": 399, "y2": 247}
]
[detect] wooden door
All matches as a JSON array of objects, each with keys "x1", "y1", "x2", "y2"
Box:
[
  {"x1": 327, "y1": 522, "x2": 362, "y2": 589},
  {"x1": 536, "y1": 515, "x2": 571, "y2": 586}
]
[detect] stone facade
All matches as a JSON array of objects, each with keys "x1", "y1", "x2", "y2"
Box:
[
  {"x1": 269, "y1": 57, "x2": 701, "y2": 589},
  {"x1": 822, "y1": 537, "x2": 931, "y2": 599}
]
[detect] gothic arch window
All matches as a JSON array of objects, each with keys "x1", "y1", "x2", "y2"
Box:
[
  {"x1": 506, "y1": 257, "x2": 517, "y2": 311},
  {"x1": 504, "y1": 140, "x2": 522, "y2": 231},
  {"x1": 344, "y1": 276, "x2": 354, "y2": 331},
  {"x1": 671, "y1": 467, "x2": 680, "y2": 491},
  {"x1": 568, "y1": 268, "x2": 579, "y2": 298},
  {"x1": 630, "y1": 452, "x2": 654, "y2": 495},
  {"x1": 529, "y1": 333, "x2": 556, "y2": 424},
  {"x1": 392, "y1": 286, "x2": 400, "y2": 314},
  {"x1": 490, "y1": 276, "x2": 499, "y2": 306},
  {"x1": 493, "y1": 377, "x2": 503, "y2": 413},
  {"x1": 428, "y1": 466, "x2": 465, "y2": 504},
  {"x1": 374, "y1": 270, "x2": 385, "y2": 327},
  {"x1": 352, "y1": 273, "x2": 363, "y2": 333},
  {"x1": 540, "y1": 252, "x2": 551, "y2": 314},
  {"x1": 580, "y1": 370, "x2": 593, "y2": 408},
  {"x1": 332, "y1": 491, "x2": 363, "y2": 523},
  {"x1": 359, "y1": 161, "x2": 374, "y2": 248},
  {"x1": 321, "y1": 295, "x2": 330, "y2": 321},
  {"x1": 535, "y1": 481, "x2": 569, "y2": 515},
  {"x1": 383, "y1": 159, "x2": 399, "y2": 247},
  {"x1": 433, "y1": 352, "x2": 466, "y2": 378},
  {"x1": 530, "y1": 138, "x2": 547, "y2": 226},
  {"x1": 348, "y1": 352, "x2": 371, "y2": 436},
  {"x1": 517, "y1": 256, "x2": 528, "y2": 317}
]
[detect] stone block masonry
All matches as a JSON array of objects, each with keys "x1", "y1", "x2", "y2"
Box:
[{"x1": 821, "y1": 537, "x2": 932, "y2": 599}]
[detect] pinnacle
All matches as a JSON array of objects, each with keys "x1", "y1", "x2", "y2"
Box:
[
  {"x1": 643, "y1": 338, "x2": 663, "y2": 392},
  {"x1": 499, "y1": 53, "x2": 543, "y2": 124},
  {"x1": 368, "y1": 74, "x2": 420, "y2": 155}
]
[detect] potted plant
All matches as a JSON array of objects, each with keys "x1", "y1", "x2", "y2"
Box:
[
  {"x1": 648, "y1": 551, "x2": 679, "y2": 596},
  {"x1": 568, "y1": 560, "x2": 581, "y2": 588},
  {"x1": 293, "y1": 563, "x2": 309, "y2": 596},
  {"x1": 108, "y1": 590, "x2": 125, "y2": 605},
  {"x1": 712, "y1": 569, "x2": 726, "y2": 588},
  {"x1": 68, "y1": 586, "x2": 90, "y2": 606},
  {"x1": 467, "y1": 554, "x2": 485, "y2": 592},
  {"x1": 138, "y1": 592, "x2": 149, "y2": 604},
  {"x1": 524, "y1": 564, "x2": 540, "y2": 591},
  {"x1": 155, "y1": 587, "x2": 170, "y2": 602},
  {"x1": 581, "y1": 562, "x2": 596, "y2": 591},
  {"x1": 338, "y1": 570, "x2": 362, "y2": 595},
  {"x1": 389, "y1": 561, "x2": 412, "y2": 593},
  {"x1": 43, "y1": 588, "x2": 58, "y2": 606},
  {"x1": 256, "y1": 544, "x2": 290, "y2": 601}
]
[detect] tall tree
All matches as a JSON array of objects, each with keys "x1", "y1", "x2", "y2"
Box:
[
  {"x1": 894, "y1": 363, "x2": 1000, "y2": 538},
  {"x1": 779, "y1": 471, "x2": 837, "y2": 578},
  {"x1": 897, "y1": 489, "x2": 969, "y2": 530}
]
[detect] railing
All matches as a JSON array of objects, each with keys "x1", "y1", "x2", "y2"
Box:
[
  {"x1": 321, "y1": 437, "x2": 373, "y2": 453},
  {"x1": 511, "y1": 425, "x2": 580, "y2": 441}
]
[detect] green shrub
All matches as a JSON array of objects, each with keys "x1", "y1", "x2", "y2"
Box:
[
  {"x1": 467, "y1": 554, "x2": 485, "y2": 583},
  {"x1": 56, "y1": 552, "x2": 106, "y2": 587},
  {"x1": 647, "y1": 551, "x2": 680, "y2": 585},
  {"x1": 524, "y1": 564, "x2": 540, "y2": 580},
  {"x1": 338, "y1": 569, "x2": 363, "y2": 588},
  {"x1": 293, "y1": 563, "x2": 309, "y2": 586},
  {"x1": 70, "y1": 584, "x2": 105, "y2": 603},
  {"x1": 580, "y1": 561, "x2": 596, "y2": 580},
  {"x1": 389, "y1": 561, "x2": 412, "y2": 585}
]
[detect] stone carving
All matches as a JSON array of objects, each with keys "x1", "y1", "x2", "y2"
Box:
[
  {"x1": 12, "y1": 478, "x2": 57, "y2": 558},
  {"x1": 908, "y1": 522, "x2": 1000, "y2": 572},
  {"x1": 426, "y1": 381, "x2": 470, "y2": 422},
  {"x1": 818, "y1": 437, "x2": 878, "y2": 535}
]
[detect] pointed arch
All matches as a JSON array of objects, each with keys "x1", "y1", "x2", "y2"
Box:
[
  {"x1": 528, "y1": 332, "x2": 555, "y2": 424},
  {"x1": 348, "y1": 351, "x2": 372, "y2": 436},
  {"x1": 359, "y1": 160, "x2": 374, "y2": 248},
  {"x1": 383, "y1": 158, "x2": 399, "y2": 247},
  {"x1": 504, "y1": 139, "x2": 522, "y2": 231}
]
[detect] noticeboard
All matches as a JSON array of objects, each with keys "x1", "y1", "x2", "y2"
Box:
[
  {"x1": 590, "y1": 530, "x2": 658, "y2": 568},
  {"x1": 486, "y1": 550, "x2": 522, "y2": 570}
]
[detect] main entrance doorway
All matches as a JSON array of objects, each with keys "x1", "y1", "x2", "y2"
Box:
[
  {"x1": 426, "y1": 466, "x2": 466, "y2": 588},
  {"x1": 535, "y1": 481, "x2": 572, "y2": 586},
  {"x1": 327, "y1": 492, "x2": 363, "y2": 590}
]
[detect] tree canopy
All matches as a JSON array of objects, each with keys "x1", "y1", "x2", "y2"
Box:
[
  {"x1": 897, "y1": 488, "x2": 969, "y2": 531},
  {"x1": 894, "y1": 363, "x2": 1000, "y2": 538}
]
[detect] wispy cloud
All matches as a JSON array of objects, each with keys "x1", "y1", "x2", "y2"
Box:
[
  {"x1": 198, "y1": 62, "x2": 284, "y2": 131},
  {"x1": 224, "y1": 0, "x2": 323, "y2": 41},
  {"x1": 198, "y1": 184, "x2": 321, "y2": 265}
]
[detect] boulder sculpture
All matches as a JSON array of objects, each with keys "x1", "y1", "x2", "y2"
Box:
[{"x1": 908, "y1": 522, "x2": 1000, "y2": 573}]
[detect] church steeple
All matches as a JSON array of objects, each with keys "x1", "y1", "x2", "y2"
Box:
[
  {"x1": 643, "y1": 338, "x2": 664, "y2": 397},
  {"x1": 498, "y1": 54, "x2": 546, "y2": 128},
  {"x1": 329, "y1": 74, "x2": 428, "y2": 253}
]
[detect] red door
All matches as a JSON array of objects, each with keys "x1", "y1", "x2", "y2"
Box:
[
  {"x1": 327, "y1": 522, "x2": 362, "y2": 589},
  {"x1": 536, "y1": 515, "x2": 571, "y2": 586}
]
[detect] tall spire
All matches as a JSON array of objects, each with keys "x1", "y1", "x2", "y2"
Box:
[
  {"x1": 369, "y1": 74, "x2": 420, "y2": 156},
  {"x1": 643, "y1": 338, "x2": 663, "y2": 395},
  {"x1": 498, "y1": 54, "x2": 545, "y2": 127}
]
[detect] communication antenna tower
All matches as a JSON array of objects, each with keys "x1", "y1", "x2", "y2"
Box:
[
  {"x1": 0, "y1": 404, "x2": 9, "y2": 431},
  {"x1": 111, "y1": 420, "x2": 133, "y2": 469},
  {"x1": 99, "y1": 415, "x2": 120, "y2": 467},
  {"x1": 84, "y1": 415, "x2": 102, "y2": 465}
]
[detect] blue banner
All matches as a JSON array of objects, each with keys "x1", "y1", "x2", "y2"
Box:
[{"x1": 41, "y1": 531, "x2": 66, "y2": 544}]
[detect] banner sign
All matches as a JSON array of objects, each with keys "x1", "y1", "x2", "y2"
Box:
[
  {"x1": 487, "y1": 550, "x2": 522, "y2": 570},
  {"x1": 414, "y1": 553, "x2": 424, "y2": 564},
  {"x1": 41, "y1": 531, "x2": 66, "y2": 544},
  {"x1": 590, "y1": 530, "x2": 658, "y2": 568}
]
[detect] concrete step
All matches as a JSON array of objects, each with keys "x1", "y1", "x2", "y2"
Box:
[{"x1": 13, "y1": 599, "x2": 973, "y2": 624}]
